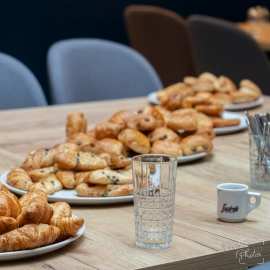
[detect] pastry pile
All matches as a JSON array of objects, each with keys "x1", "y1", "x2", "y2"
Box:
[
  {"x1": 6, "y1": 105, "x2": 217, "y2": 197},
  {"x1": 157, "y1": 72, "x2": 262, "y2": 110},
  {"x1": 0, "y1": 184, "x2": 84, "y2": 252}
]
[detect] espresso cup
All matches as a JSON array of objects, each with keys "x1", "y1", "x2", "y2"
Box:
[{"x1": 217, "y1": 183, "x2": 261, "y2": 222}]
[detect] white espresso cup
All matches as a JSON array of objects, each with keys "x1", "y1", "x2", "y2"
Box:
[{"x1": 217, "y1": 183, "x2": 261, "y2": 222}]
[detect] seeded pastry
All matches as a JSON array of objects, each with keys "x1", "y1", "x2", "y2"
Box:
[
  {"x1": 7, "y1": 168, "x2": 33, "y2": 191},
  {"x1": 81, "y1": 168, "x2": 132, "y2": 185},
  {"x1": 76, "y1": 183, "x2": 133, "y2": 197},
  {"x1": 55, "y1": 150, "x2": 107, "y2": 171}
]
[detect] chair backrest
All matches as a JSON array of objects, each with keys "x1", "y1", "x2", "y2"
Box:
[
  {"x1": 188, "y1": 15, "x2": 270, "y2": 95},
  {"x1": 124, "y1": 5, "x2": 195, "y2": 87},
  {"x1": 47, "y1": 38, "x2": 163, "y2": 104},
  {"x1": 0, "y1": 52, "x2": 47, "y2": 110}
]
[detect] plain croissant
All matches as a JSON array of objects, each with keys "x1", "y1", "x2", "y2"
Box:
[
  {"x1": 0, "y1": 224, "x2": 60, "y2": 252},
  {"x1": 0, "y1": 191, "x2": 21, "y2": 218},
  {"x1": 17, "y1": 190, "x2": 53, "y2": 227},
  {"x1": 0, "y1": 216, "x2": 19, "y2": 234}
]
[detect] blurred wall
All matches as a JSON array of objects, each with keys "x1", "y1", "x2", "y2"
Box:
[{"x1": 1, "y1": 0, "x2": 269, "y2": 103}]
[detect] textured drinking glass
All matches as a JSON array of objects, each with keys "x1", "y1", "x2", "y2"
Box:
[
  {"x1": 249, "y1": 133, "x2": 270, "y2": 190},
  {"x1": 132, "y1": 154, "x2": 177, "y2": 250}
]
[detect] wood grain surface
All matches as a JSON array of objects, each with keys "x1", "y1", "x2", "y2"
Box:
[{"x1": 1, "y1": 96, "x2": 270, "y2": 269}]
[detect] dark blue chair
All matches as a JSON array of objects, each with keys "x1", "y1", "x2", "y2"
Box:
[
  {"x1": 187, "y1": 15, "x2": 270, "y2": 95},
  {"x1": 0, "y1": 52, "x2": 47, "y2": 110},
  {"x1": 47, "y1": 38, "x2": 163, "y2": 104}
]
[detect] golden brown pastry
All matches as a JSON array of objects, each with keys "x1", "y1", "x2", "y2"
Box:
[
  {"x1": 147, "y1": 127, "x2": 180, "y2": 143},
  {"x1": 182, "y1": 126, "x2": 216, "y2": 140},
  {"x1": 76, "y1": 183, "x2": 133, "y2": 197},
  {"x1": 192, "y1": 81, "x2": 215, "y2": 92},
  {"x1": 181, "y1": 95, "x2": 211, "y2": 108},
  {"x1": 0, "y1": 224, "x2": 60, "y2": 252},
  {"x1": 81, "y1": 138, "x2": 126, "y2": 156},
  {"x1": 55, "y1": 150, "x2": 107, "y2": 171},
  {"x1": 157, "y1": 82, "x2": 187, "y2": 100},
  {"x1": 28, "y1": 166, "x2": 55, "y2": 182},
  {"x1": 0, "y1": 190, "x2": 21, "y2": 218},
  {"x1": 138, "y1": 105, "x2": 166, "y2": 127},
  {"x1": 0, "y1": 183, "x2": 9, "y2": 192},
  {"x1": 43, "y1": 173, "x2": 63, "y2": 192},
  {"x1": 29, "y1": 180, "x2": 55, "y2": 195},
  {"x1": 231, "y1": 91, "x2": 257, "y2": 104},
  {"x1": 181, "y1": 135, "x2": 213, "y2": 156},
  {"x1": 126, "y1": 114, "x2": 157, "y2": 131},
  {"x1": 150, "y1": 140, "x2": 183, "y2": 156},
  {"x1": 66, "y1": 132, "x2": 97, "y2": 149},
  {"x1": 7, "y1": 168, "x2": 33, "y2": 191},
  {"x1": 75, "y1": 172, "x2": 90, "y2": 186},
  {"x1": 154, "y1": 106, "x2": 172, "y2": 124},
  {"x1": 0, "y1": 216, "x2": 18, "y2": 234},
  {"x1": 195, "y1": 104, "x2": 223, "y2": 116},
  {"x1": 167, "y1": 114, "x2": 197, "y2": 131},
  {"x1": 99, "y1": 153, "x2": 131, "y2": 169},
  {"x1": 17, "y1": 190, "x2": 54, "y2": 226},
  {"x1": 194, "y1": 112, "x2": 214, "y2": 128},
  {"x1": 56, "y1": 170, "x2": 76, "y2": 189},
  {"x1": 213, "y1": 76, "x2": 237, "y2": 93},
  {"x1": 108, "y1": 110, "x2": 135, "y2": 129},
  {"x1": 95, "y1": 122, "x2": 122, "y2": 140},
  {"x1": 239, "y1": 79, "x2": 262, "y2": 98},
  {"x1": 50, "y1": 217, "x2": 84, "y2": 242},
  {"x1": 117, "y1": 129, "x2": 151, "y2": 154},
  {"x1": 66, "y1": 112, "x2": 87, "y2": 137},
  {"x1": 211, "y1": 117, "x2": 240, "y2": 127},
  {"x1": 183, "y1": 76, "x2": 198, "y2": 86},
  {"x1": 198, "y1": 72, "x2": 217, "y2": 83},
  {"x1": 209, "y1": 92, "x2": 233, "y2": 105},
  {"x1": 82, "y1": 168, "x2": 132, "y2": 185},
  {"x1": 50, "y1": 202, "x2": 72, "y2": 218}
]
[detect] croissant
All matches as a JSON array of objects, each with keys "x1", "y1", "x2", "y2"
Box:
[
  {"x1": 55, "y1": 150, "x2": 107, "y2": 171},
  {"x1": 108, "y1": 110, "x2": 135, "y2": 129},
  {"x1": 17, "y1": 191, "x2": 54, "y2": 226},
  {"x1": 0, "y1": 224, "x2": 60, "y2": 252},
  {"x1": 7, "y1": 168, "x2": 33, "y2": 191},
  {"x1": 50, "y1": 202, "x2": 72, "y2": 219},
  {"x1": 0, "y1": 183, "x2": 9, "y2": 192},
  {"x1": 0, "y1": 191, "x2": 21, "y2": 218},
  {"x1": 0, "y1": 216, "x2": 19, "y2": 234},
  {"x1": 50, "y1": 217, "x2": 84, "y2": 242}
]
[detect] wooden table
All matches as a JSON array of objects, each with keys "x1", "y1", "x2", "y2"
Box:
[
  {"x1": 237, "y1": 22, "x2": 270, "y2": 51},
  {"x1": 1, "y1": 96, "x2": 270, "y2": 269}
]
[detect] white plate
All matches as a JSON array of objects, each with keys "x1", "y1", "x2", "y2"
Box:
[
  {"x1": 0, "y1": 171, "x2": 133, "y2": 205},
  {"x1": 147, "y1": 92, "x2": 264, "y2": 111},
  {"x1": 0, "y1": 216, "x2": 85, "y2": 261},
  {"x1": 213, "y1": 111, "x2": 247, "y2": 135},
  {"x1": 176, "y1": 152, "x2": 209, "y2": 163}
]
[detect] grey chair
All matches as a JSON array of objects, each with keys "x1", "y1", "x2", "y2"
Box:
[
  {"x1": 47, "y1": 38, "x2": 163, "y2": 104},
  {"x1": 0, "y1": 52, "x2": 47, "y2": 110},
  {"x1": 188, "y1": 15, "x2": 270, "y2": 95},
  {"x1": 124, "y1": 5, "x2": 195, "y2": 88}
]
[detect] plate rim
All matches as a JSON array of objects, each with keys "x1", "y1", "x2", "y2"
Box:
[
  {"x1": 0, "y1": 215, "x2": 85, "y2": 261},
  {"x1": 147, "y1": 91, "x2": 264, "y2": 111},
  {"x1": 213, "y1": 111, "x2": 247, "y2": 135},
  {"x1": 0, "y1": 171, "x2": 134, "y2": 205}
]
